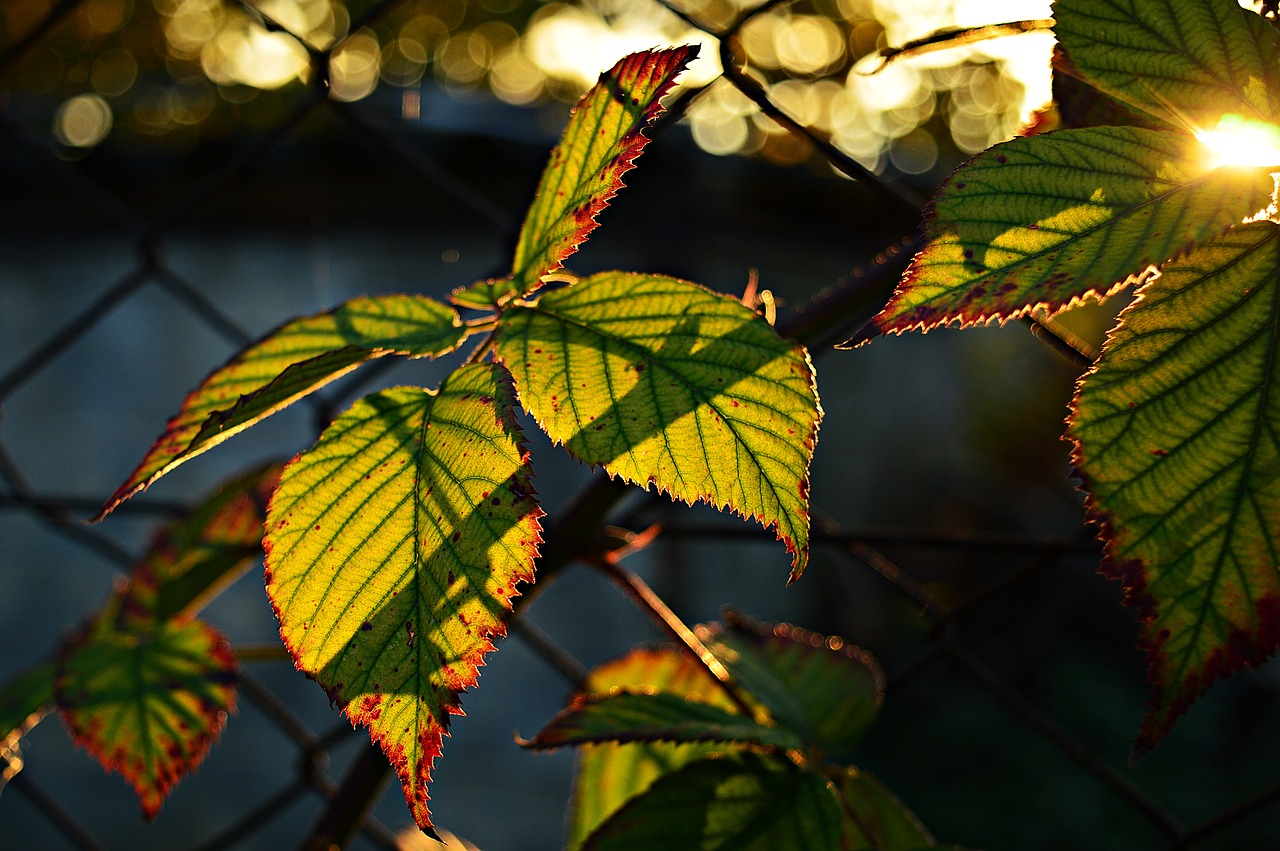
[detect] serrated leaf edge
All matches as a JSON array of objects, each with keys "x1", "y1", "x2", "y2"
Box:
[{"x1": 1065, "y1": 253, "x2": 1280, "y2": 756}]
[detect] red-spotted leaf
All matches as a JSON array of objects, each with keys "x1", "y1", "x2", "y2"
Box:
[
  {"x1": 521, "y1": 690, "x2": 803, "y2": 751},
  {"x1": 122, "y1": 464, "x2": 278, "y2": 625},
  {"x1": 55, "y1": 593, "x2": 237, "y2": 819},
  {"x1": 1070, "y1": 221, "x2": 1280, "y2": 754},
  {"x1": 495, "y1": 271, "x2": 820, "y2": 579},
  {"x1": 99, "y1": 294, "x2": 465, "y2": 519},
  {"x1": 580, "y1": 752, "x2": 843, "y2": 850},
  {"x1": 834, "y1": 768, "x2": 938, "y2": 849},
  {"x1": 452, "y1": 46, "x2": 698, "y2": 308},
  {"x1": 566, "y1": 647, "x2": 739, "y2": 848},
  {"x1": 707, "y1": 612, "x2": 884, "y2": 760},
  {"x1": 1054, "y1": 0, "x2": 1280, "y2": 129},
  {"x1": 264, "y1": 363, "x2": 542, "y2": 831},
  {"x1": 853, "y1": 127, "x2": 1272, "y2": 343}
]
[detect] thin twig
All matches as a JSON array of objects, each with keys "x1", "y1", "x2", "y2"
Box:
[
  {"x1": 1181, "y1": 777, "x2": 1280, "y2": 846},
  {"x1": 941, "y1": 638, "x2": 1186, "y2": 840},
  {"x1": 592, "y1": 557, "x2": 759, "y2": 720},
  {"x1": 510, "y1": 617, "x2": 591, "y2": 691},
  {"x1": 298, "y1": 741, "x2": 404, "y2": 850}
]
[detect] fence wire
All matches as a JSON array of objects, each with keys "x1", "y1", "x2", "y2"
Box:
[{"x1": 2, "y1": 1, "x2": 1279, "y2": 849}]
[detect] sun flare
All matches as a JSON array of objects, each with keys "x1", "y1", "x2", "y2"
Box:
[{"x1": 1196, "y1": 114, "x2": 1280, "y2": 170}]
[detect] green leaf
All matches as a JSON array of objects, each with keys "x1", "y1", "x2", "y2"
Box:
[
  {"x1": 125, "y1": 464, "x2": 278, "y2": 624},
  {"x1": 521, "y1": 690, "x2": 804, "y2": 751},
  {"x1": 496, "y1": 271, "x2": 820, "y2": 579},
  {"x1": 99, "y1": 294, "x2": 465, "y2": 519},
  {"x1": 708, "y1": 612, "x2": 884, "y2": 760},
  {"x1": 580, "y1": 752, "x2": 843, "y2": 850},
  {"x1": 834, "y1": 768, "x2": 937, "y2": 850},
  {"x1": 567, "y1": 647, "x2": 739, "y2": 849},
  {"x1": 0, "y1": 663, "x2": 54, "y2": 741},
  {"x1": 453, "y1": 46, "x2": 698, "y2": 308},
  {"x1": 1054, "y1": 0, "x2": 1280, "y2": 128},
  {"x1": 56, "y1": 594, "x2": 237, "y2": 819},
  {"x1": 1069, "y1": 221, "x2": 1280, "y2": 753},
  {"x1": 858, "y1": 127, "x2": 1273, "y2": 341},
  {"x1": 264, "y1": 363, "x2": 542, "y2": 831}
]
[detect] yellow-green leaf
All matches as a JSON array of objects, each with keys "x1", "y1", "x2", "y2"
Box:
[
  {"x1": 858, "y1": 127, "x2": 1272, "y2": 341},
  {"x1": 496, "y1": 272, "x2": 820, "y2": 579},
  {"x1": 264, "y1": 363, "x2": 542, "y2": 831},
  {"x1": 56, "y1": 593, "x2": 237, "y2": 819},
  {"x1": 1054, "y1": 0, "x2": 1280, "y2": 128},
  {"x1": 1070, "y1": 221, "x2": 1280, "y2": 754},
  {"x1": 99, "y1": 294, "x2": 465, "y2": 519},
  {"x1": 453, "y1": 47, "x2": 698, "y2": 308}
]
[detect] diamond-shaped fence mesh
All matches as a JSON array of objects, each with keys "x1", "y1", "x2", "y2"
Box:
[{"x1": 3, "y1": 1, "x2": 1280, "y2": 849}]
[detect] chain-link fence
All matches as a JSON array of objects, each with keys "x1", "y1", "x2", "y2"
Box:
[{"x1": 3, "y1": 1, "x2": 1280, "y2": 848}]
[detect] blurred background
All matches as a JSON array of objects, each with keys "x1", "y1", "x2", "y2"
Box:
[{"x1": 3, "y1": 0, "x2": 1280, "y2": 849}]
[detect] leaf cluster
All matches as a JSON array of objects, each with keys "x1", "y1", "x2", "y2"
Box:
[{"x1": 857, "y1": 0, "x2": 1280, "y2": 754}]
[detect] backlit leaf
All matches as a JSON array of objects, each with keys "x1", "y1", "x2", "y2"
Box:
[
  {"x1": 496, "y1": 271, "x2": 820, "y2": 579},
  {"x1": 707, "y1": 612, "x2": 884, "y2": 760},
  {"x1": 454, "y1": 47, "x2": 698, "y2": 307},
  {"x1": 264, "y1": 363, "x2": 542, "y2": 831},
  {"x1": 566, "y1": 648, "x2": 737, "y2": 849},
  {"x1": 858, "y1": 128, "x2": 1272, "y2": 341},
  {"x1": 1070, "y1": 222, "x2": 1280, "y2": 753},
  {"x1": 580, "y1": 752, "x2": 843, "y2": 850},
  {"x1": 834, "y1": 768, "x2": 937, "y2": 849},
  {"x1": 99, "y1": 294, "x2": 465, "y2": 518},
  {"x1": 1054, "y1": 0, "x2": 1280, "y2": 128},
  {"x1": 521, "y1": 690, "x2": 803, "y2": 751},
  {"x1": 56, "y1": 593, "x2": 237, "y2": 819}
]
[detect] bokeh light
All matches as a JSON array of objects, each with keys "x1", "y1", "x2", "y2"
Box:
[
  {"x1": 54, "y1": 93, "x2": 113, "y2": 147},
  {"x1": 13, "y1": 0, "x2": 1063, "y2": 169}
]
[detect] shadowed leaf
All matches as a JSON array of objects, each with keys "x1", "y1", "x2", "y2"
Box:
[
  {"x1": 834, "y1": 768, "x2": 937, "y2": 849},
  {"x1": 122, "y1": 464, "x2": 278, "y2": 625},
  {"x1": 708, "y1": 612, "x2": 884, "y2": 760},
  {"x1": 0, "y1": 663, "x2": 54, "y2": 741},
  {"x1": 521, "y1": 690, "x2": 803, "y2": 751},
  {"x1": 566, "y1": 648, "x2": 736, "y2": 849},
  {"x1": 1054, "y1": 0, "x2": 1280, "y2": 128},
  {"x1": 580, "y1": 752, "x2": 843, "y2": 850},
  {"x1": 56, "y1": 593, "x2": 237, "y2": 819},
  {"x1": 1070, "y1": 222, "x2": 1280, "y2": 754},
  {"x1": 857, "y1": 127, "x2": 1272, "y2": 342},
  {"x1": 496, "y1": 271, "x2": 820, "y2": 579},
  {"x1": 99, "y1": 294, "x2": 465, "y2": 519},
  {"x1": 264, "y1": 363, "x2": 542, "y2": 831}
]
